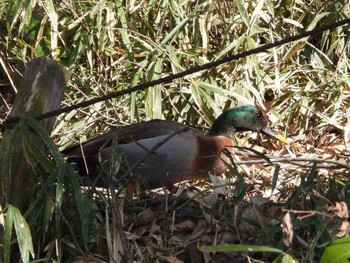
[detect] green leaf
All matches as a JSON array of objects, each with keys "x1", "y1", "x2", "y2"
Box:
[
  {"x1": 24, "y1": 118, "x2": 65, "y2": 212},
  {"x1": 273, "y1": 253, "x2": 299, "y2": 263},
  {"x1": 0, "y1": 126, "x2": 19, "y2": 200},
  {"x1": 146, "y1": 59, "x2": 163, "y2": 119},
  {"x1": 66, "y1": 165, "x2": 93, "y2": 245},
  {"x1": 199, "y1": 244, "x2": 283, "y2": 253},
  {"x1": 19, "y1": 0, "x2": 35, "y2": 37},
  {"x1": 161, "y1": 17, "x2": 190, "y2": 45},
  {"x1": 116, "y1": 0, "x2": 133, "y2": 55},
  {"x1": 271, "y1": 165, "x2": 281, "y2": 193},
  {"x1": 320, "y1": 236, "x2": 350, "y2": 263},
  {"x1": 6, "y1": 206, "x2": 34, "y2": 263},
  {"x1": 236, "y1": 146, "x2": 273, "y2": 165},
  {"x1": 4, "y1": 205, "x2": 13, "y2": 263},
  {"x1": 6, "y1": 0, "x2": 24, "y2": 34},
  {"x1": 307, "y1": 13, "x2": 330, "y2": 31},
  {"x1": 236, "y1": 0, "x2": 250, "y2": 28}
]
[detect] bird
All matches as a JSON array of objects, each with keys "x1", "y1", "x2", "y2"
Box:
[{"x1": 62, "y1": 105, "x2": 287, "y2": 189}]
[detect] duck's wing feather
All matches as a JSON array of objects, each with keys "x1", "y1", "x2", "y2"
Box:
[{"x1": 62, "y1": 120, "x2": 201, "y2": 157}]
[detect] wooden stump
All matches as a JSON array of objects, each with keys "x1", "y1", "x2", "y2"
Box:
[
  {"x1": 0, "y1": 58, "x2": 68, "y2": 261},
  {"x1": 0, "y1": 57, "x2": 68, "y2": 210}
]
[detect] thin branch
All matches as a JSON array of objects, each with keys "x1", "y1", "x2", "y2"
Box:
[
  {"x1": 282, "y1": 209, "x2": 334, "y2": 219},
  {"x1": 234, "y1": 151, "x2": 350, "y2": 169}
]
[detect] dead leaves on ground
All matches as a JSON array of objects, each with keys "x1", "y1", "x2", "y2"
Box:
[
  {"x1": 115, "y1": 193, "x2": 350, "y2": 261},
  {"x1": 328, "y1": 202, "x2": 350, "y2": 237},
  {"x1": 117, "y1": 194, "x2": 286, "y2": 262}
]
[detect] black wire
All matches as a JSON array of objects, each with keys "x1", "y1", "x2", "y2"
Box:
[{"x1": 1, "y1": 17, "x2": 350, "y2": 130}]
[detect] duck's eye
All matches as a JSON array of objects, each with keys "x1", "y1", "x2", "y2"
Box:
[{"x1": 254, "y1": 111, "x2": 260, "y2": 116}]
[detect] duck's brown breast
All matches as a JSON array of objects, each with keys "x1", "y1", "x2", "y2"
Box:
[{"x1": 194, "y1": 135, "x2": 235, "y2": 175}]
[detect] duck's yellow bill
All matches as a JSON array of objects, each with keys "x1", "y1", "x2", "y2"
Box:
[{"x1": 276, "y1": 133, "x2": 289, "y2": 144}]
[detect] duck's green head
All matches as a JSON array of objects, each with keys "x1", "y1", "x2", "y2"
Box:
[{"x1": 208, "y1": 105, "x2": 287, "y2": 143}]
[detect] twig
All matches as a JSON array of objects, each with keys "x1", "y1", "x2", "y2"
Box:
[
  {"x1": 108, "y1": 182, "x2": 132, "y2": 263},
  {"x1": 282, "y1": 209, "x2": 334, "y2": 220},
  {"x1": 234, "y1": 151, "x2": 350, "y2": 169}
]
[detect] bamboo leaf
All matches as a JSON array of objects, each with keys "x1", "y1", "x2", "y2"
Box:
[
  {"x1": 199, "y1": 244, "x2": 283, "y2": 253},
  {"x1": 6, "y1": 206, "x2": 34, "y2": 263},
  {"x1": 236, "y1": 0, "x2": 250, "y2": 28}
]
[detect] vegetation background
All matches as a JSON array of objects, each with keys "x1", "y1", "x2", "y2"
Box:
[{"x1": 0, "y1": 0, "x2": 349, "y2": 262}]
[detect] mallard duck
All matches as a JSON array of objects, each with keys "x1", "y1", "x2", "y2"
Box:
[{"x1": 63, "y1": 105, "x2": 287, "y2": 188}]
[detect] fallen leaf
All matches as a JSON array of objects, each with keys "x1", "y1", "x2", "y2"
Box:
[
  {"x1": 149, "y1": 221, "x2": 161, "y2": 234},
  {"x1": 185, "y1": 219, "x2": 207, "y2": 243},
  {"x1": 328, "y1": 202, "x2": 349, "y2": 219},
  {"x1": 174, "y1": 220, "x2": 196, "y2": 230},
  {"x1": 336, "y1": 221, "x2": 350, "y2": 237},
  {"x1": 137, "y1": 208, "x2": 156, "y2": 223},
  {"x1": 281, "y1": 212, "x2": 293, "y2": 247},
  {"x1": 160, "y1": 255, "x2": 184, "y2": 263}
]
